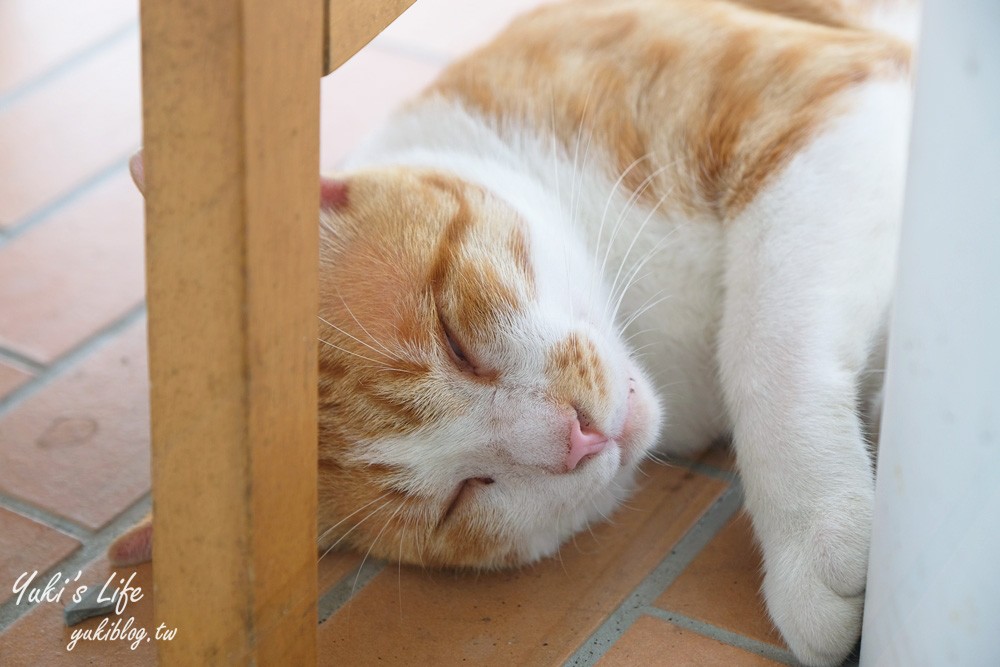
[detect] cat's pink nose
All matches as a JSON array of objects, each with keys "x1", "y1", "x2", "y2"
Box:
[{"x1": 566, "y1": 417, "x2": 609, "y2": 470}]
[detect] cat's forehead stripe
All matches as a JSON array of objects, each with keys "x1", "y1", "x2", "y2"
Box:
[
  {"x1": 425, "y1": 173, "x2": 474, "y2": 290},
  {"x1": 506, "y1": 225, "x2": 535, "y2": 297},
  {"x1": 417, "y1": 172, "x2": 535, "y2": 346}
]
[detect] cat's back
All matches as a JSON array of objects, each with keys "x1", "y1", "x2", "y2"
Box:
[{"x1": 429, "y1": 0, "x2": 912, "y2": 220}]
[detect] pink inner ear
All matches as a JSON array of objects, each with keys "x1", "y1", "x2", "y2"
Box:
[
  {"x1": 129, "y1": 151, "x2": 145, "y2": 195},
  {"x1": 321, "y1": 177, "x2": 349, "y2": 210}
]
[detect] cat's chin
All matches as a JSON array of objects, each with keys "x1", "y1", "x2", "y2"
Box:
[{"x1": 510, "y1": 456, "x2": 644, "y2": 567}]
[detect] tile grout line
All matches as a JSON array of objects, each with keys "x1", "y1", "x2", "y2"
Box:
[
  {"x1": 0, "y1": 154, "x2": 134, "y2": 246},
  {"x1": 0, "y1": 21, "x2": 139, "y2": 113},
  {"x1": 0, "y1": 348, "x2": 44, "y2": 375},
  {"x1": 0, "y1": 302, "x2": 147, "y2": 420},
  {"x1": 317, "y1": 559, "x2": 387, "y2": 624},
  {"x1": 0, "y1": 492, "x2": 94, "y2": 542},
  {"x1": 563, "y1": 482, "x2": 744, "y2": 666},
  {"x1": 0, "y1": 492, "x2": 151, "y2": 634},
  {"x1": 642, "y1": 607, "x2": 802, "y2": 666}
]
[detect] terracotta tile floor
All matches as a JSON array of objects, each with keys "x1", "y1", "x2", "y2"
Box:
[{"x1": 0, "y1": 1, "x2": 820, "y2": 664}]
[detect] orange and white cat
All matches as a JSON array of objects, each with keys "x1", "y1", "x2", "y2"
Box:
[{"x1": 116, "y1": 1, "x2": 916, "y2": 664}]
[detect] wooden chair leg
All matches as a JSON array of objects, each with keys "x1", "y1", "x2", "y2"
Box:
[{"x1": 139, "y1": 1, "x2": 321, "y2": 662}]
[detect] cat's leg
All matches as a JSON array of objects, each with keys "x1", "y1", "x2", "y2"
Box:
[{"x1": 716, "y1": 83, "x2": 909, "y2": 667}]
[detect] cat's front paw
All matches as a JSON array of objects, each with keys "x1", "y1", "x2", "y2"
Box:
[
  {"x1": 763, "y1": 513, "x2": 870, "y2": 667},
  {"x1": 764, "y1": 563, "x2": 863, "y2": 666}
]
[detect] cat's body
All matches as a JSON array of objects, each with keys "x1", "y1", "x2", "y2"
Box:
[
  {"x1": 115, "y1": 2, "x2": 916, "y2": 665},
  {"x1": 343, "y1": 0, "x2": 911, "y2": 450}
]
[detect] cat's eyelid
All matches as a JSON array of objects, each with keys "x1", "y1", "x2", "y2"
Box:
[
  {"x1": 436, "y1": 305, "x2": 499, "y2": 380},
  {"x1": 446, "y1": 327, "x2": 470, "y2": 363},
  {"x1": 437, "y1": 309, "x2": 475, "y2": 370}
]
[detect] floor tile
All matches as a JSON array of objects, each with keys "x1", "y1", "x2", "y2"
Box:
[
  {"x1": 654, "y1": 513, "x2": 785, "y2": 647},
  {"x1": 317, "y1": 463, "x2": 726, "y2": 666},
  {"x1": 0, "y1": 319, "x2": 150, "y2": 530},
  {"x1": 0, "y1": 508, "x2": 80, "y2": 606},
  {"x1": 0, "y1": 360, "x2": 34, "y2": 400},
  {"x1": 0, "y1": 0, "x2": 136, "y2": 96},
  {"x1": 597, "y1": 615, "x2": 783, "y2": 666},
  {"x1": 0, "y1": 35, "x2": 140, "y2": 227},
  {"x1": 0, "y1": 172, "x2": 145, "y2": 365},
  {"x1": 376, "y1": 0, "x2": 557, "y2": 60},
  {"x1": 0, "y1": 554, "x2": 156, "y2": 666},
  {"x1": 0, "y1": 547, "x2": 372, "y2": 665},
  {"x1": 321, "y1": 47, "x2": 442, "y2": 169}
]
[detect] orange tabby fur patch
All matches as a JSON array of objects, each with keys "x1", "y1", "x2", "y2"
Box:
[
  {"x1": 427, "y1": 0, "x2": 910, "y2": 219},
  {"x1": 547, "y1": 332, "x2": 612, "y2": 422}
]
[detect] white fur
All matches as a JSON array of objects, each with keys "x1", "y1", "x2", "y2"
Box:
[
  {"x1": 719, "y1": 80, "x2": 911, "y2": 665},
  {"x1": 344, "y1": 74, "x2": 909, "y2": 664}
]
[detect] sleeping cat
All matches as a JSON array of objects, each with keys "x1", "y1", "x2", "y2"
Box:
[{"x1": 113, "y1": 1, "x2": 916, "y2": 664}]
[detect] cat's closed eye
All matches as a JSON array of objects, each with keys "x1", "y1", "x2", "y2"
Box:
[{"x1": 438, "y1": 309, "x2": 486, "y2": 376}]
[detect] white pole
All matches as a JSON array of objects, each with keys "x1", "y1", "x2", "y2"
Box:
[{"x1": 861, "y1": 2, "x2": 1000, "y2": 666}]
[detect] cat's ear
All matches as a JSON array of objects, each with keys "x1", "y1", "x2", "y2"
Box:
[
  {"x1": 129, "y1": 150, "x2": 146, "y2": 196},
  {"x1": 320, "y1": 176, "x2": 349, "y2": 210},
  {"x1": 107, "y1": 514, "x2": 153, "y2": 566}
]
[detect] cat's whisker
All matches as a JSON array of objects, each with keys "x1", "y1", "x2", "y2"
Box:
[
  {"x1": 317, "y1": 491, "x2": 393, "y2": 545},
  {"x1": 319, "y1": 315, "x2": 400, "y2": 363},
  {"x1": 597, "y1": 161, "x2": 676, "y2": 321},
  {"x1": 604, "y1": 484, "x2": 637, "y2": 512},
  {"x1": 352, "y1": 502, "x2": 405, "y2": 597},
  {"x1": 605, "y1": 188, "x2": 675, "y2": 310},
  {"x1": 597, "y1": 164, "x2": 663, "y2": 281},
  {"x1": 335, "y1": 292, "x2": 405, "y2": 362},
  {"x1": 585, "y1": 497, "x2": 614, "y2": 535},
  {"x1": 628, "y1": 341, "x2": 661, "y2": 356},
  {"x1": 614, "y1": 286, "x2": 667, "y2": 334},
  {"x1": 317, "y1": 497, "x2": 397, "y2": 565},
  {"x1": 619, "y1": 292, "x2": 673, "y2": 333},
  {"x1": 604, "y1": 187, "x2": 680, "y2": 323},
  {"x1": 610, "y1": 223, "x2": 681, "y2": 315},
  {"x1": 589, "y1": 153, "x2": 652, "y2": 308},
  {"x1": 318, "y1": 337, "x2": 417, "y2": 375},
  {"x1": 611, "y1": 271, "x2": 658, "y2": 328},
  {"x1": 623, "y1": 327, "x2": 658, "y2": 345},
  {"x1": 598, "y1": 162, "x2": 679, "y2": 297},
  {"x1": 643, "y1": 450, "x2": 674, "y2": 466}
]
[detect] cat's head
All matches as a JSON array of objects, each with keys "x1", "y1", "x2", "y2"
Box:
[{"x1": 318, "y1": 166, "x2": 662, "y2": 568}]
